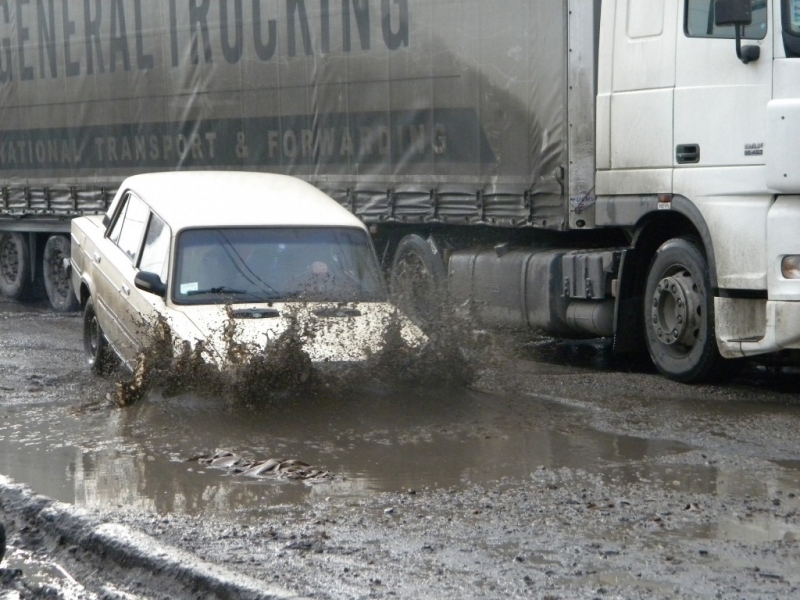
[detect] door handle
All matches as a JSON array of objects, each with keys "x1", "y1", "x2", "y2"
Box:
[
  {"x1": 92, "y1": 252, "x2": 102, "y2": 263},
  {"x1": 120, "y1": 284, "x2": 130, "y2": 296},
  {"x1": 676, "y1": 144, "x2": 700, "y2": 164}
]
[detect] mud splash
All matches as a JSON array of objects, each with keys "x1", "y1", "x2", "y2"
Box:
[
  {"x1": 111, "y1": 304, "x2": 482, "y2": 407},
  {"x1": 111, "y1": 311, "x2": 310, "y2": 406},
  {"x1": 356, "y1": 308, "x2": 483, "y2": 386}
]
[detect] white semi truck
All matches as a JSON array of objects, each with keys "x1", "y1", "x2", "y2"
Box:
[{"x1": 0, "y1": 0, "x2": 798, "y2": 382}]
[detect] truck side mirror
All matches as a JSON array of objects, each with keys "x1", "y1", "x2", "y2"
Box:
[
  {"x1": 135, "y1": 271, "x2": 167, "y2": 298},
  {"x1": 714, "y1": 0, "x2": 760, "y2": 64}
]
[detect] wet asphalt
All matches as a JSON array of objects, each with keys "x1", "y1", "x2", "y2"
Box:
[{"x1": 1, "y1": 297, "x2": 799, "y2": 598}]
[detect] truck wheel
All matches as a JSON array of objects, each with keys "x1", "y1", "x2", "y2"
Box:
[
  {"x1": 643, "y1": 237, "x2": 726, "y2": 383},
  {"x1": 389, "y1": 234, "x2": 447, "y2": 329},
  {"x1": 43, "y1": 235, "x2": 80, "y2": 312},
  {"x1": 0, "y1": 232, "x2": 31, "y2": 300},
  {"x1": 84, "y1": 297, "x2": 115, "y2": 374}
]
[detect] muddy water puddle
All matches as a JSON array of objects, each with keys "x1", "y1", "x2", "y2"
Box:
[
  {"x1": 0, "y1": 386, "x2": 662, "y2": 511},
  {"x1": 1, "y1": 382, "x2": 796, "y2": 525}
]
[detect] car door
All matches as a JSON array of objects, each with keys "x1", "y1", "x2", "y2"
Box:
[
  {"x1": 89, "y1": 193, "x2": 133, "y2": 361},
  {"x1": 94, "y1": 193, "x2": 152, "y2": 368},
  {"x1": 122, "y1": 210, "x2": 173, "y2": 358}
]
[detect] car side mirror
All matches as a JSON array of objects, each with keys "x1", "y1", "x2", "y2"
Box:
[
  {"x1": 134, "y1": 271, "x2": 167, "y2": 298},
  {"x1": 714, "y1": 0, "x2": 760, "y2": 64}
]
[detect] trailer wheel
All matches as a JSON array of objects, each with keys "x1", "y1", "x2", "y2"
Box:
[
  {"x1": 83, "y1": 297, "x2": 115, "y2": 374},
  {"x1": 643, "y1": 237, "x2": 727, "y2": 383},
  {"x1": 43, "y1": 235, "x2": 80, "y2": 312},
  {"x1": 0, "y1": 232, "x2": 31, "y2": 300},
  {"x1": 389, "y1": 234, "x2": 447, "y2": 329}
]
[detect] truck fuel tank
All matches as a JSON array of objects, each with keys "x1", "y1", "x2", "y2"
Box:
[{"x1": 448, "y1": 247, "x2": 621, "y2": 337}]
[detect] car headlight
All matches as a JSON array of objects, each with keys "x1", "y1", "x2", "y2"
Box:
[{"x1": 781, "y1": 256, "x2": 800, "y2": 279}]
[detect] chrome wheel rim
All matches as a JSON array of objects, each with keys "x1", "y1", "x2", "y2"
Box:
[{"x1": 650, "y1": 268, "x2": 703, "y2": 357}]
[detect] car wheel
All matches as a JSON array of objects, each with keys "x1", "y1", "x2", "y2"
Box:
[
  {"x1": 83, "y1": 297, "x2": 116, "y2": 374},
  {"x1": 43, "y1": 235, "x2": 80, "y2": 312},
  {"x1": 389, "y1": 234, "x2": 447, "y2": 330},
  {"x1": 643, "y1": 237, "x2": 728, "y2": 383},
  {"x1": 0, "y1": 232, "x2": 32, "y2": 300}
]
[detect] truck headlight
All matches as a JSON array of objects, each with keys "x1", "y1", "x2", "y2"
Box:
[{"x1": 781, "y1": 256, "x2": 800, "y2": 279}]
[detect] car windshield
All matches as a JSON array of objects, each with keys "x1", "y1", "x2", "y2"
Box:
[{"x1": 173, "y1": 227, "x2": 387, "y2": 304}]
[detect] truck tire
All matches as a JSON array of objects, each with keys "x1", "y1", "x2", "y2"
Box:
[
  {"x1": 389, "y1": 234, "x2": 447, "y2": 329},
  {"x1": 0, "y1": 232, "x2": 32, "y2": 300},
  {"x1": 643, "y1": 237, "x2": 727, "y2": 383},
  {"x1": 43, "y1": 234, "x2": 80, "y2": 312},
  {"x1": 83, "y1": 297, "x2": 116, "y2": 374}
]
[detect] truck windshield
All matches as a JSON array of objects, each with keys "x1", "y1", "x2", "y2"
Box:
[
  {"x1": 784, "y1": 0, "x2": 800, "y2": 55},
  {"x1": 173, "y1": 227, "x2": 387, "y2": 304}
]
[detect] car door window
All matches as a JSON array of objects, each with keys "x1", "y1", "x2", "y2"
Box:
[
  {"x1": 107, "y1": 195, "x2": 129, "y2": 245},
  {"x1": 112, "y1": 194, "x2": 150, "y2": 264},
  {"x1": 138, "y1": 213, "x2": 171, "y2": 284},
  {"x1": 686, "y1": 0, "x2": 768, "y2": 39}
]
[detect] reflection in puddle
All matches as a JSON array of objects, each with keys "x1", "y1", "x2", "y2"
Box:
[
  {"x1": 717, "y1": 513, "x2": 800, "y2": 543},
  {"x1": 0, "y1": 387, "x2": 675, "y2": 517},
  {"x1": 658, "y1": 480, "x2": 800, "y2": 545},
  {"x1": 1, "y1": 385, "x2": 800, "y2": 541},
  {"x1": 602, "y1": 463, "x2": 722, "y2": 494}
]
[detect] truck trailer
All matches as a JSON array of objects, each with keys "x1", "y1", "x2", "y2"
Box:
[{"x1": 0, "y1": 0, "x2": 799, "y2": 382}]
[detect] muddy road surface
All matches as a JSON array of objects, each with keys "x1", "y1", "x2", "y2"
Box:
[{"x1": 1, "y1": 298, "x2": 800, "y2": 599}]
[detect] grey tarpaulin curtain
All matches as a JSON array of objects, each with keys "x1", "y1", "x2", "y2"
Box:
[{"x1": 0, "y1": 0, "x2": 570, "y2": 229}]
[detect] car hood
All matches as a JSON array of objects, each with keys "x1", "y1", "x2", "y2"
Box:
[{"x1": 166, "y1": 301, "x2": 425, "y2": 364}]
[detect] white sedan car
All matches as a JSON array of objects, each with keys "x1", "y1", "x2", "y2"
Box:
[{"x1": 70, "y1": 172, "x2": 423, "y2": 373}]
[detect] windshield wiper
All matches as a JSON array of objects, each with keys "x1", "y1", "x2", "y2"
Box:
[
  {"x1": 186, "y1": 287, "x2": 280, "y2": 302},
  {"x1": 186, "y1": 286, "x2": 262, "y2": 298}
]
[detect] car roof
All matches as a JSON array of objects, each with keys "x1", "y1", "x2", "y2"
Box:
[{"x1": 114, "y1": 171, "x2": 366, "y2": 231}]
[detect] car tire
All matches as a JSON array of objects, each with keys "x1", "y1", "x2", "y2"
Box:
[
  {"x1": 389, "y1": 234, "x2": 447, "y2": 330},
  {"x1": 83, "y1": 297, "x2": 116, "y2": 374},
  {"x1": 0, "y1": 232, "x2": 32, "y2": 300},
  {"x1": 643, "y1": 237, "x2": 728, "y2": 383},
  {"x1": 43, "y1": 235, "x2": 80, "y2": 312}
]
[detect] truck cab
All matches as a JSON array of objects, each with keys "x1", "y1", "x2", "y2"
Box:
[{"x1": 587, "y1": 0, "x2": 800, "y2": 379}]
